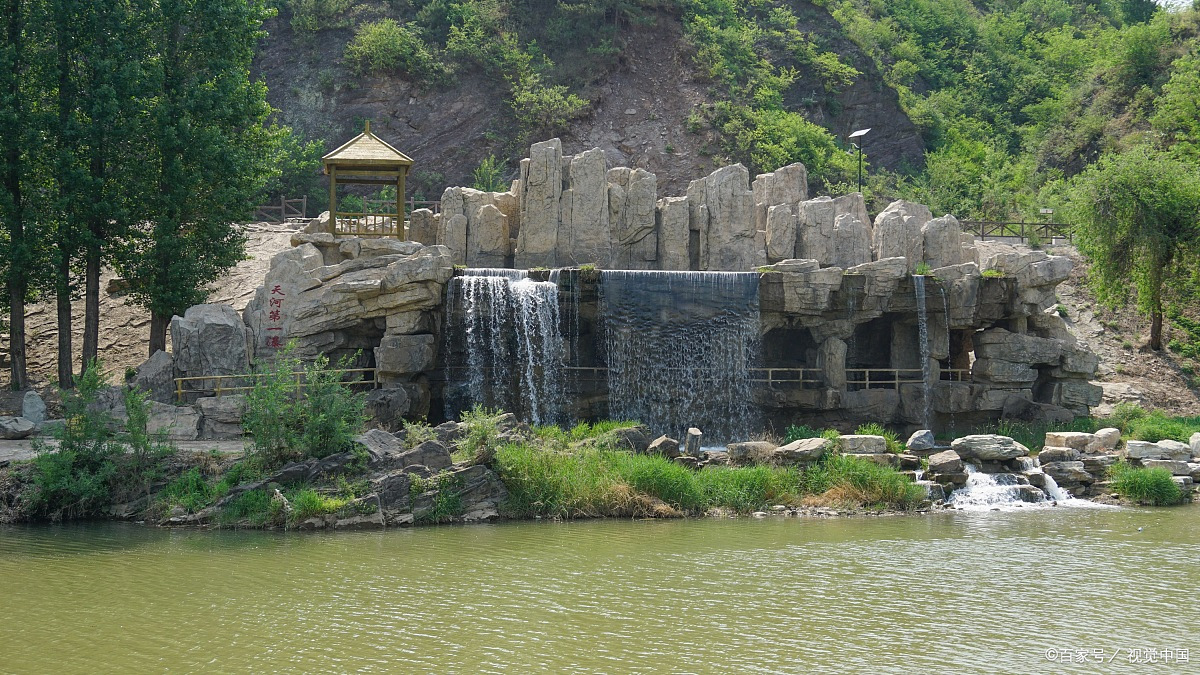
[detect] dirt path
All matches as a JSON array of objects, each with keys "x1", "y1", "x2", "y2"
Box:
[{"x1": 0, "y1": 439, "x2": 246, "y2": 466}]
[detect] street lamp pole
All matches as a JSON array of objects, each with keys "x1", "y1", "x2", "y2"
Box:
[{"x1": 848, "y1": 128, "x2": 870, "y2": 193}]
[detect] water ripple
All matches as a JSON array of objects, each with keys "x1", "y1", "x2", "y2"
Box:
[{"x1": 3, "y1": 508, "x2": 1200, "y2": 673}]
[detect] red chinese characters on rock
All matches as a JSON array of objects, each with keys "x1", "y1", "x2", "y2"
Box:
[{"x1": 266, "y1": 284, "x2": 285, "y2": 348}]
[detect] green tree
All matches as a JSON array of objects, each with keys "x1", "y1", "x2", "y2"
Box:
[
  {"x1": 1151, "y1": 51, "x2": 1200, "y2": 162},
  {"x1": 1066, "y1": 146, "x2": 1200, "y2": 350},
  {"x1": 118, "y1": 0, "x2": 281, "y2": 355},
  {"x1": 0, "y1": 0, "x2": 34, "y2": 389}
]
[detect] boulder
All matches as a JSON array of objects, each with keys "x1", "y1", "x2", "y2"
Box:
[
  {"x1": 927, "y1": 449, "x2": 963, "y2": 474},
  {"x1": 1043, "y1": 431, "x2": 1096, "y2": 452},
  {"x1": 1095, "y1": 428, "x2": 1121, "y2": 450},
  {"x1": 558, "y1": 147, "x2": 610, "y2": 266},
  {"x1": 657, "y1": 197, "x2": 691, "y2": 270},
  {"x1": 847, "y1": 453, "x2": 900, "y2": 468},
  {"x1": 1082, "y1": 455, "x2": 1118, "y2": 475},
  {"x1": 364, "y1": 388, "x2": 411, "y2": 431},
  {"x1": 906, "y1": 429, "x2": 935, "y2": 451},
  {"x1": 398, "y1": 440, "x2": 454, "y2": 473},
  {"x1": 921, "y1": 214, "x2": 963, "y2": 269},
  {"x1": 132, "y1": 350, "x2": 177, "y2": 404},
  {"x1": 608, "y1": 167, "x2": 659, "y2": 269},
  {"x1": 685, "y1": 427, "x2": 703, "y2": 456},
  {"x1": 146, "y1": 402, "x2": 201, "y2": 441},
  {"x1": 1014, "y1": 485, "x2": 1049, "y2": 503},
  {"x1": 375, "y1": 334, "x2": 436, "y2": 376},
  {"x1": 196, "y1": 395, "x2": 246, "y2": 440},
  {"x1": 950, "y1": 434, "x2": 1031, "y2": 461},
  {"x1": 21, "y1": 390, "x2": 47, "y2": 427},
  {"x1": 916, "y1": 480, "x2": 946, "y2": 501},
  {"x1": 170, "y1": 304, "x2": 251, "y2": 399},
  {"x1": 515, "y1": 138, "x2": 563, "y2": 268},
  {"x1": 872, "y1": 200, "x2": 930, "y2": 272},
  {"x1": 764, "y1": 204, "x2": 797, "y2": 263},
  {"x1": 1140, "y1": 459, "x2": 1192, "y2": 476},
  {"x1": 727, "y1": 441, "x2": 778, "y2": 465},
  {"x1": 695, "y1": 164, "x2": 760, "y2": 271},
  {"x1": 1191, "y1": 432, "x2": 1200, "y2": 458},
  {"x1": 1124, "y1": 439, "x2": 1191, "y2": 462},
  {"x1": 1037, "y1": 446, "x2": 1080, "y2": 464},
  {"x1": 408, "y1": 208, "x2": 437, "y2": 245},
  {"x1": 832, "y1": 214, "x2": 872, "y2": 269},
  {"x1": 0, "y1": 416, "x2": 35, "y2": 440},
  {"x1": 840, "y1": 434, "x2": 888, "y2": 454},
  {"x1": 609, "y1": 424, "x2": 653, "y2": 453},
  {"x1": 647, "y1": 435, "x2": 681, "y2": 458},
  {"x1": 774, "y1": 438, "x2": 829, "y2": 463},
  {"x1": 1040, "y1": 461, "x2": 1093, "y2": 485}
]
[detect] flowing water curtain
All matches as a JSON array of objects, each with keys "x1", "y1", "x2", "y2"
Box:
[
  {"x1": 599, "y1": 271, "x2": 761, "y2": 443},
  {"x1": 443, "y1": 270, "x2": 566, "y2": 425},
  {"x1": 914, "y1": 275, "x2": 933, "y2": 431}
]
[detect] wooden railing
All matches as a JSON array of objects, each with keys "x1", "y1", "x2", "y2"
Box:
[
  {"x1": 174, "y1": 368, "x2": 379, "y2": 402},
  {"x1": 440, "y1": 365, "x2": 972, "y2": 390},
  {"x1": 960, "y1": 220, "x2": 1072, "y2": 243},
  {"x1": 253, "y1": 196, "x2": 307, "y2": 223},
  {"x1": 332, "y1": 198, "x2": 442, "y2": 238}
]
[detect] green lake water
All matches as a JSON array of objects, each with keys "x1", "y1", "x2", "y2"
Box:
[{"x1": 3, "y1": 505, "x2": 1200, "y2": 673}]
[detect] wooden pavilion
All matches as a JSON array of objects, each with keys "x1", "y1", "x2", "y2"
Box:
[{"x1": 322, "y1": 121, "x2": 414, "y2": 237}]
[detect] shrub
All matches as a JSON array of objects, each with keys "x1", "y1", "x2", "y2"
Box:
[
  {"x1": 344, "y1": 19, "x2": 445, "y2": 83},
  {"x1": 1109, "y1": 461, "x2": 1185, "y2": 506},
  {"x1": 288, "y1": 0, "x2": 357, "y2": 32},
  {"x1": 472, "y1": 155, "x2": 507, "y2": 193},
  {"x1": 914, "y1": 262, "x2": 932, "y2": 275},
  {"x1": 784, "y1": 424, "x2": 822, "y2": 443},
  {"x1": 410, "y1": 471, "x2": 465, "y2": 524},
  {"x1": 1108, "y1": 402, "x2": 1147, "y2": 432},
  {"x1": 22, "y1": 361, "x2": 170, "y2": 520},
  {"x1": 401, "y1": 419, "x2": 437, "y2": 447},
  {"x1": 243, "y1": 344, "x2": 368, "y2": 469}
]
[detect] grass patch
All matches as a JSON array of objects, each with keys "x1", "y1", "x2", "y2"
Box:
[
  {"x1": 799, "y1": 454, "x2": 926, "y2": 510},
  {"x1": 783, "y1": 424, "x2": 840, "y2": 444},
  {"x1": 288, "y1": 488, "x2": 350, "y2": 522},
  {"x1": 491, "y1": 435, "x2": 924, "y2": 519},
  {"x1": 410, "y1": 471, "x2": 465, "y2": 524},
  {"x1": 854, "y1": 422, "x2": 904, "y2": 453},
  {"x1": 217, "y1": 489, "x2": 284, "y2": 527},
  {"x1": 1109, "y1": 461, "x2": 1186, "y2": 506}
]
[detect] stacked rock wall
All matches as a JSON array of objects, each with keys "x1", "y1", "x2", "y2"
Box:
[{"x1": 151, "y1": 137, "x2": 1101, "y2": 433}]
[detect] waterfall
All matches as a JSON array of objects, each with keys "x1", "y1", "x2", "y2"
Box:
[
  {"x1": 599, "y1": 270, "x2": 760, "y2": 443},
  {"x1": 443, "y1": 269, "x2": 565, "y2": 425},
  {"x1": 948, "y1": 465, "x2": 1042, "y2": 510},
  {"x1": 914, "y1": 275, "x2": 933, "y2": 430},
  {"x1": 1042, "y1": 473, "x2": 1072, "y2": 502}
]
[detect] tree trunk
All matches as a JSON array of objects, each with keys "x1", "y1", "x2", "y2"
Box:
[
  {"x1": 149, "y1": 310, "x2": 169, "y2": 356},
  {"x1": 3, "y1": 0, "x2": 27, "y2": 390},
  {"x1": 7, "y1": 285, "x2": 27, "y2": 390},
  {"x1": 1150, "y1": 306, "x2": 1164, "y2": 351},
  {"x1": 82, "y1": 241, "x2": 100, "y2": 372},
  {"x1": 56, "y1": 260, "x2": 73, "y2": 388}
]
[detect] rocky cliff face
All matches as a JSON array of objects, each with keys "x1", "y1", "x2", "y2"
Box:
[{"x1": 252, "y1": 9, "x2": 923, "y2": 198}]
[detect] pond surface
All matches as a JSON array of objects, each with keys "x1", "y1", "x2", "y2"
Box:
[{"x1": 3, "y1": 505, "x2": 1200, "y2": 673}]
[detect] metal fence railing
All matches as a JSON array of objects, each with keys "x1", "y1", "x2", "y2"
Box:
[{"x1": 174, "y1": 368, "x2": 380, "y2": 402}]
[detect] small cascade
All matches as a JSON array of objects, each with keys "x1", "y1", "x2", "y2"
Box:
[
  {"x1": 444, "y1": 269, "x2": 565, "y2": 425},
  {"x1": 948, "y1": 465, "x2": 1042, "y2": 509},
  {"x1": 1042, "y1": 473, "x2": 1072, "y2": 502},
  {"x1": 599, "y1": 270, "x2": 760, "y2": 442},
  {"x1": 914, "y1": 275, "x2": 933, "y2": 430}
]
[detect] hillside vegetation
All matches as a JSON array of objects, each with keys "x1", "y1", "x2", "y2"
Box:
[{"x1": 257, "y1": 0, "x2": 1200, "y2": 377}]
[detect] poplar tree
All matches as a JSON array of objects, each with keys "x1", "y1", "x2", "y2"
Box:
[
  {"x1": 118, "y1": 0, "x2": 280, "y2": 355},
  {"x1": 1, "y1": 0, "x2": 33, "y2": 389}
]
